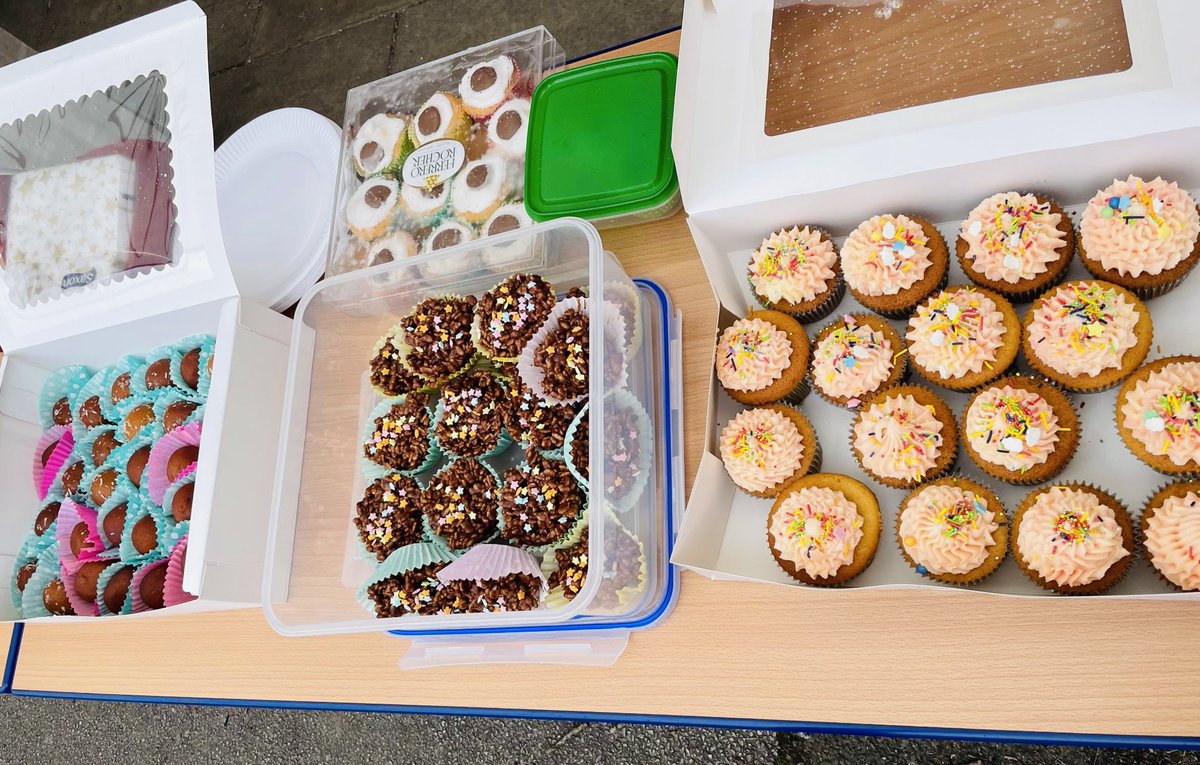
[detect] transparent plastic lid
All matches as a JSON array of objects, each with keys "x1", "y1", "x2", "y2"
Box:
[
  {"x1": 765, "y1": 0, "x2": 1132, "y2": 135},
  {"x1": 266, "y1": 218, "x2": 673, "y2": 636},
  {"x1": 327, "y1": 27, "x2": 564, "y2": 279}
]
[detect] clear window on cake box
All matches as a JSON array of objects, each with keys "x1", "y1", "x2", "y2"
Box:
[{"x1": 0, "y1": 72, "x2": 177, "y2": 309}]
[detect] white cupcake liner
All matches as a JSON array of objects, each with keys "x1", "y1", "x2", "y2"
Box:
[
  {"x1": 39, "y1": 365, "x2": 92, "y2": 430},
  {"x1": 563, "y1": 403, "x2": 589, "y2": 491},
  {"x1": 602, "y1": 277, "x2": 644, "y2": 359},
  {"x1": 515, "y1": 297, "x2": 628, "y2": 406},
  {"x1": 146, "y1": 420, "x2": 203, "y2": 505},
  {"x1": 33, "y1": 426, "x2": 72, "y2": 501}
]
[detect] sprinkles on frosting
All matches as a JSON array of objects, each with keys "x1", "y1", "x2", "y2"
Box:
[
  {"x1": 921, "y1": 289, "x2": 985, "y2": 353},
  {"x1": 1143, "y1": 388, "x2": 1200, "y2": 452},
  {"x1": 1101, "y1": 179, "x2": 1174, "y2": 240},
  {"x1": 729, "y1": 425, "x2": 776, "y2": 470},
  {"x1": 935, "y1": 495, "x2": 987, "y2": 539},
  {"x1": 1052, "y1": 510, "x2": 1092, "y2": 547},
  {"x1": 783, "y1": 505, "x2": 855, "y2": 560},
  {"x1": 966, "y1": 197, "x2": 1052, "y2": 272},
  {"x1": 865, "y1": 217, "x2": 926, "y2": 274},
  {"x1": 1055, "y1": 283, "x2": 1121, "y2": 355},
  {"x1": 970, "y1": 395, "x2": 1054, "y2": 467},
  {"x1": 861, "y1": 406, "x2": 942, "y2": 481},
  {"x1": 723, "y1": 328, "x2": 776, "y2": 379}
]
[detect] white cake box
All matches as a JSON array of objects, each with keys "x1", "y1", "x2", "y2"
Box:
[
  {"x1": 0, "y1": 2, "x2": 292, "y2": 621},
  {"x1": 670, "y1": 0, "x2": 1200, "y2": 599}
]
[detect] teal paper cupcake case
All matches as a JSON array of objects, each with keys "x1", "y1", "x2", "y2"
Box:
[
  {"x1": 421, "y1": 458, "x2": 504, "y2": 553},
  {"x1": 97, "y1": 354, "x2": 145, "y2": 422},
  {"x1": 28, "y1": 492, "x2": 65, "y2": 546},
  {"x1": 113, "y1": 393, "x2": 166, "y2": 444},
  {"x1": 152, "y1": 388, "x2": 206, "y2": 434},
  {"x1": 39, "y1": 364, "x2": 92, "y2": 429},
  {"x1": 168, "y1": 334, "x2": 216, "y2": 396},
  {"x1": 355, "y1": 542, "x2": 457, "y2": 617},
  {"x1": 95, "y1": 560, "x2": 137, "y2": 616},
  {"x1": 562, "y1": 404, "x2": 589, "y2": 491},
  {"x1": 72, "y1": 367, "x2": 116, "y2": 442},
  {"x1": 107, "y1": 430, "x2": 158, "y2": 493},
  {"x1": 128, "y1": 343, "x2": 179, "y2": 398},
  {"x1": 162, "y1": 471, "x2": 197, "y2": 526},
  {"x1": 197, "y1": 342, "x2": 217, "y2": 398},
  {"x1": 432, "y1": 396, "x2": 513, "y2": 459},
  {"x1": 20, "y1": 543, "x2": 64, "y2": 618},
  {"x1": 10, "y1": 536, "x2": 49, "y2": 612},
  {"x1": 95, "y1": 476, "x2": 136, "y2": 551},
  {"x1": 118, "y1": 491, "x2": 171, "y2": 566},
  {"x1": 76, "y1": 424, "x2": 119, "y2": 471},
  {"x1": 353, "y1": 472, "x2": 432, "y2": 564},
  {"x1": 360, "y1": 395, "x2": 442, "y2": 481}
]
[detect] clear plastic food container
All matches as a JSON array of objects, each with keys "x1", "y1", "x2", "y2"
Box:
[
  {"x1": 266, "y1": 218, "x2": 682, "y2": 646},
  {"x1": 326, "y1": 27, "x2": 564, "y2": 278}
]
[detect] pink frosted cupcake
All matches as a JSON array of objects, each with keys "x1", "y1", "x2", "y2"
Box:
[
  {"x1": 956, "y1": 192, "x2": 1074, "y2": 302},
  {"x1": 1116, "y1": 356, "x2": 1200, "y2": 476},
  {"x1": 1079, "y1": 176, "x2": 1200, "y2": 299},
  {"x1": 718, "y1": 405, "x2": 821, "y2": 499},
  {"x1": 746, "y1": 226, "x2": 843, "y2": 323},
  {"x1": 904, "y1": 285, "x2": 1020, "y2": 392},
  {"x1": 810, "y1": 313, "x2": 907, "y2": 409},
  {"x1": 962, "y1": 376, "x2": 1079, "y2": 485},
  {"x1": 841, "y1": 214, "x2": 948, "y2": 318},
  {"x1": 850, "y1": 385, "x2": 957, "y2": 490},
  {"x1": 896, "y1": 477, "x2": 1008, "y2": 585},
  {"x1": 1022, "y1": 280, "x2": 1153, "y2": 393},
  {"x1": 1140, "y1": 482, "x2": 1200, "y2": 591}
]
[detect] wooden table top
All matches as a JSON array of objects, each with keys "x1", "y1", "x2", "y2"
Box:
[{"x1": 11, "y1": 29, "x2": 1200, "y2": 739}]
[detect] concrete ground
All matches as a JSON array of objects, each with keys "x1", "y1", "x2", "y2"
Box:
[{"x1": 0, "y1": 1, "x2": 1196, "y2": 763}]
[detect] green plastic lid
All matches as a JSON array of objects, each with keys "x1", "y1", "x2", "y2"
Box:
[{"x1": 525, "y1": 52, "x2": 678, "y2": 222}]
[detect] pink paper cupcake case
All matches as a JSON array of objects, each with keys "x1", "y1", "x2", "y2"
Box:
[
  {"x1": 146, "y1": 420, "x2": 202, "y2": 505},
  {"x1": 33, "y1": 426, "x2": 72, "y2": 500},
  {"x1": 130, "y1": 558, "x2": 170, "y2": 613},
  {"x1": 54, "y1": 499, "x2": 105, "y2": 569},
  {"x1": 436, "y1": 543, "x2": 547, "y2": 600},
  {"x1": 163, "y1": 536, "x2": 197, "y2": 608},
  {"x1": 60, "y1": 556, "x2": 116, "y2": 618}
]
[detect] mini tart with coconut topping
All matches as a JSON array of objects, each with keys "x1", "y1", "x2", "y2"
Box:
[
  {"x1": 1140, "y1": 481, "x2": 1200, "y2": 591},
  {"x1": 419, "y1": 221, "x2": 479, "y2": 280},
  {"x1": 1022, "y1": 280, "x2": 1152, "y2": 393},
  {"x1": 850, "y1": 385, "x2": 957, "y2": 490},
  {"x1": 488, "y1": 98, "x2": 530, "y2": 160},
  {"x1": 451, "y1": 154, "x2": 508, "y2": 224},
  {"x1": 956, "y1": 192, "x2": 1074, "y2": 301},
  {"x1": 1115, "y1": 356, "x2": 1200, "y2": 476},
  {"x1": 905, "y1": 285, "x2": 1019, "y2": 391},
  {"x1": 1012, "y1": 483, "x2": 1134, "y2": 595},
  {"x1": 408, "y1": 91, "x2": 471, "y2": 147},
  {"x1": 714, "y1": 310, "x2": 810, "y2": 406},
  {"x1": 767, "y1": 473, "x2": 881, "y2": 586},
  {"x1": 841, "y1": 213, "x2": 949, "y2": 318},
  {"x1": 352, "y1": 113, "x2": 412, "y2": 177},
  {"x1": 718, "y1": 405, "x2": 821, "y2": 499},
  {"x1": 398, "y1": 180, "x2": 450, "y2": 223},
  {"x1": 460, "y1": 55, "x2": 521, "y2": 119},
  {"x1": 810, "y1": 313, "x2": 907, "y2": 409},
  {"x1": 746, "y1": 226, "x2": 842, "y2": 323},
  {"x1": 961, "y1": 375, "x2": 1079, "y2": 485},
  {"x1": 367, "y1": 231, "x2": 419, "y2": 269},
  {"x1": 896, "y1": 477, "x2": 1007, "y2": 585},
  {"x1": 346, "y1": 178, "x2": 400, "y2": 240}
]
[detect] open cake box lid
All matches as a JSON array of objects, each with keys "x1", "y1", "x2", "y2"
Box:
[
  {"x1": 673, "y1": 0, "x2": 1200, "y2": 239},
  {"x1": 0, "y1": 1, "x2": 236, "y2": 353}
]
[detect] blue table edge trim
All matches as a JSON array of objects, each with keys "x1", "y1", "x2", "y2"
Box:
[{"x1": 2, "y1": 623, "x2": 20, "y2": 693}]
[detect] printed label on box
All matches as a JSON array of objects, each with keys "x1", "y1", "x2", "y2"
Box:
[{"x1": 401, "y1": 139, "x2": 465, "y2": 188}]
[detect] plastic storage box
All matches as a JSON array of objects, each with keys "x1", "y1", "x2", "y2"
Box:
[
  {"x1": 267, "y1": 218, "x2": 682, "y2": 661},
  {"x1": 326, "y1": 27, "x2": 564, "y2": 278},
  {"x1": 525, "y1": 53, "x2": 681, "y2": 229},
  {"x1": 0, "y1": 3, "x2": 293, "y2": 622}
]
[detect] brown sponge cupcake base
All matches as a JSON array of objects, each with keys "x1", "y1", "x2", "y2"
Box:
[
  {"x1": 767, "y1": 473, "x2": 881, "y2": 587},
  {"x1": 723, "y1": 310, "x2": 812, "y2": 407},
  {"x1": 1139, "y1": 481, "x2": 1200, "y2": 592}
]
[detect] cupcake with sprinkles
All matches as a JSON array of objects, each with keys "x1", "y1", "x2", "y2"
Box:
[
  {"x1": 423, "y1": 458, "x2": 501, "y2": 551},
  {"x1": 810, "y1": 313, "x2": 907, "y2": 409},
  {"x1": 841, "y1": 213, "x2": 949, "y2": 318},
  {"x1": 896, "y1": 477, "x2": 1008, "y2": 585},
  {"x1": 369, "y1": 326, "x2": 429, "y2": 398},
  {"x1": 714, "y1": 310, "x2": 810, "y2": 406},
  {"x1": 498, "y1": 448, "x2": 586, "y2": 551},
  {"x1": 718, "y1": 405, "x2": 821, "y2": 499},
  {"x1": 398, "y1": 295, "x2": 479, "y2": 385},
  {"x1": 502, "y1": 375, "x2": 581, "y2": 456},
  {"x1": 355, "y1": 473, "x2": 426, "y2": 562},
  {"x1": 473, "y1": 273, "x2": 557, "y2": 362},
  {"x1": 1012, "y1": 483, "x2": 1134, "y2": 595},
  {"x1": 746, "y1": 226, "x2": 843, "y2": 323},
  {"x1": 362, "y1": 394, "x2": 440, "y2": 477},
  {"x1": 1140, "y1": 481, "x2": 1200, "y2": 592},
  {"x1": 1115, "y1": 356, "x2": 1200, "y2": 476},
  {"x1": 433, "y1": 370, "x2": 510, "y2": 458},
  {"x1": 905, "y1": 285, "x2": 1019, "y2": 391},
  {"x1": 962, "y1": 376, "x2": 1079, "y2": 485},
  {"x1": 1023, "y1": 280, "x2": 1152, "y2": 393},
  {"x1": 956, "y1": 192, "x2": 1074, "y2": 301},
  {"x1": 850, "y1": 385, "x2": 957, "y2": 490},
  {"x1": 541, "y1": 525, "x2": 589, "y2": 606},
  {"x1": 1079, "y1": 176, "x2": 1200, "y2": 299},
  {"x1": 767, "y1": 473, "x2": 881, "y2": 586}
]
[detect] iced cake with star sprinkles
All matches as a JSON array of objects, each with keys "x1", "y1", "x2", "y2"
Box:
[
  {"x1": 1116, "y1": 356, "x2": 1200, "y2": 476},
  {"x1": 714, "y1": 310, "x2": 810, "y2": 406},
  {"x1": 1079, "y1": 176, "x2": 1200, "y2": 298},
  {"x1": 719, "y1": 405, "x2": 820, "y2": 499},
  {"x1": 767, "y1": 473, "x2": 881, "y2": 586},
  {"x1": 1022, "y1": 280, "x2": 1152, "y2": 393},
  {"x1": 962, "y1": 376, "x2": 1079, "y2": 485},
  {"x1": 896, "y1": 477, "x2": 1007, "y2": 585},
  {"x1": 841, "y1": 214, "x2": 948, "y2": 318},
  {"x1": 746, "y1": 226, "x2": 843, "y2": 323},
  {"x1": 850, "y1": 385, "x2": 957, "y2": 490},
  {"x1": 810, "y1": 313, "x2": 906, "y2": 409},
  {"x1": 904, "y1": 285, "x2": 1019, "y2": 391},
  {"x1": 956, "y1": 192, "x2": 1074, "y2": 301},
  {"x1": 1140, "y1": 481, "x2": 1200, "y2": 592},
  {"x1": 1012, "y1": 483, "x2": 1133, "y2": 595}
]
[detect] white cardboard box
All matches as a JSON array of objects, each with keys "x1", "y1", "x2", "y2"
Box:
[
  {"x1": 670, "y1": 0, "x2": 1200, "y2": 599},
  {"x1": 0, "y1": 3, "x2": 293, "y2": 621}
]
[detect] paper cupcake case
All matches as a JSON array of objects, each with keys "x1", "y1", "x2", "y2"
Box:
[
  {"x1": 360, "y1": 395, "x2": 442, "y2": 481},
  {"x1": 94, "y1": 475, "x2": 136, "y2": 551},
  {"x1": 603, "y1": 278, "x2": 645, "y2": 359},
  {"x1": 113, "y1": 393, "x2": 166, "y2": 444},
  {"x1": 151, "y1": 388, "x2": 206, "y2": 434},
  {"x1": 563, "y1": 391, "x2": 653, "y2": 515},
  {"x1": 38, "y1": 364, "x2": 92, "y2": 430},
  {"x1": 421, "y1": 458, "x2": 504, "y2": 552},
  {"x1": 595, "y1": 509, "x2": 649, "y2": 614},
  {"x1": 168, "y1": 334, "x2": 216, "y2": 396},
  {"x1": 27, "y1": 491, "x2": 65, "y2": 547},
  {"x1": 74, "y1": 423, "x2": 118, "y2": 472},
  {"x1": 128, "y1": 343, "x2": 179, "y2": 398},
  {"x1": 435, "y1": 544, "x2": 549, "y2": 607},
  {"x1": 129, "y1": 557, "x2": 170, "y2": 613},
  {"x1": 515, "y1": 296, "x2": 629, "y2": 406},
  {"x1": 10, "y1": 536, "x2": 50, "y2": 613},
  {"x1": 431, "y1": 396, "x2": 513, "y2": 459},
  {"x1": 54, "y1": 499, "x2": 105, "y2": 569},
  {"x1": 511, "y1": 498, "x2": 588, "y2": 558},
  {"x1": 39, "y1": 432, "x2": 80, "y2": 502},
  {"x1": 70, "y1": 367, "x2": 116, "y2": 442},
  {"x1": 61, "y1": 555, "x2": 120, "y2": 618},
  {"x1": 540, "y1": 517, "x2": 589, "y2": 609},
  {"x1": 95, "y1": 560, "x2": 136, "y2": 616},
  {"x1": 368, "y1": 326, "x2": 435, "y2": 399},
  {"x1": 146, "y1": 420, "x2": 202, "y2": 505},
  {"x1": 20, "y1": 544, "x2": 65, "y2": 619},
  {"x1": 162, "y1": 471, "x2": 197, "y2": 525},
  {"x1": 106, "y1": 429, "x2": 158, "y2": 491},
  {"x1": 1138, "y1": 480, "x2": 1200, "y2": 592},
  {"x1": 355, "y1": 542, "x2": 457, "y2": 616},
  {"x1": 118, "y1": 491, "x2": 172, "y2": 566},
  {"x1": 96, "y1": 354, "x2": 145, "y2": 422},
  {"x1": 33, "y1": 425, "x2": 72, "y2": 500},
  {"x1": 80, "y1": 460, "x2": 132, "y2": 517},
  {"x1": 163, "y1": 535, "x2": 197, "y2": 608}
]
